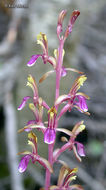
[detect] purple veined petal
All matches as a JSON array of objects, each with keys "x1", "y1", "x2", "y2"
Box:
[
  {"x1": 76, "y1": 95, "x2": 88, "y2": 112},
  {"x1": 75, "y1": 142, "x2": 85, "y2": 157},
  {"x1": 61, "y1": 66, "x2": 67, "y2": 77},
  {"x1": 18, "y1": 155, "x2": 32, "y2": 173},
  {"x1": 44, "y1": 128, "x2": 56, "y2": 144},
  {"x1": 27, "y1": 54, "x2": 41, "y2": 67},
  {"x1": 17, "y1": 96, "x2": 31, "y2": 111}
]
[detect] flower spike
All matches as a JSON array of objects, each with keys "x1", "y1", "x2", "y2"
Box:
[{"x1": 19, "y1": 9, "x2": 89, "y2": 190}]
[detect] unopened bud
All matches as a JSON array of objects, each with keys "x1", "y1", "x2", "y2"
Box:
[
  {"x1": 57, "y1": 10, "x2": 67, "y2": 39},
  {"x1": 64, "y1": 10, "x2": 80, "y2": 40}
]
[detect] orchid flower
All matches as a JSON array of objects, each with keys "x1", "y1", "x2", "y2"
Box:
[
  {"x1": 18, "y1": 132, "x2": 53, "y2": 173},
  {"x1": 18, "y1": 106, "x2": 73, "y2": 144},
  {"x1": 55, "y1": 75, "x2": 90, "y2": 120},
  {"x1": 43, "y1": 107, "x2": 72, "y2": 144},
  {"x1": 44, "y1": 107, "x2": 57, "y2": 144},
  {"x1": 27, "y1": 32, "x2": 56, "y2": 68},
  {"x1": 18, "y1": 75, "x2": 50, "y2": 133},
  {"x1": 40, "y1": 165, "x2": 83, "y2": 190},
  {"x1": 53, "y1": 121, "x2": 86, "y2": 162},
  {"x1": 17, "y1": 75, "x2": 38, "y2": 111}
]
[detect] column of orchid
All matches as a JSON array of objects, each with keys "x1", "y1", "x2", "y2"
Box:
[{"x1": 17, "y1": 10, "x2": 90, "y2": 190}]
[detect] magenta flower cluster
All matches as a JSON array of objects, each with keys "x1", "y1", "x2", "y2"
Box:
[{"x1": 18, "y1": 10, "x2": 90, "y2": 190}]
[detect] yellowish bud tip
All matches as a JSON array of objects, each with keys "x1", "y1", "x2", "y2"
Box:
[
  {"x1": 26, "y1": 82, "x2": 34, "y2": 91},
  {"x1": 29, "y1": 103, "x2": 35, "y2": 110},
  {"x1": 79, "y1": 124, "x2": 85, "y2": 132},
  {"x1": 78, "y1": 75, "x2": 87, "y2": 86},
  {"x1": 72, "y1": 168, "x2": 78, "y2": 173},
  {"x1": 28, "y1": 132, "x2": 37, "y2": 143},
  {"x1": 28, "y1": 75, "x2": 34, "y2": 84},
  {"x1": 62, "y1": 49, "x2": 65, "y2": 57},
  {"x1": 71, "y1": 175, "x2": 77, "y2": 181},
  {"x1": 44, "y1": 34, "x2": 47, "y2": 42},
  {"x1": 28, "y1": 140, "x2": 34, "y2": 146},
  {"x1": 37, "y1": 32, "x2": 47, "y2": 42},
  {"x1": 50, "y1": 112, "x2": 54, "y2": 118},
  {"x1": 48, "y1": 107, "x2": 57, "y2": 114},
  {"x1": 54, "y1": 49, "x2": 58, "y2": 59},
  {"x1": 37, "y1": 32, "x2": 42, "y2": 40}
]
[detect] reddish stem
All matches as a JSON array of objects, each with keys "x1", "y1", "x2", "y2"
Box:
[
  {"x1": 55, "y1": 38, "x2": 64, "y2": 104},
  {"x1": 45, "y1": 38, "x2": 64, "y2": 189},
  {"x1": 45, "y1": 144, "x2": 53, "y2": 190}
]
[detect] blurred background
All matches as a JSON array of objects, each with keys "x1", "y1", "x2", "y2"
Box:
[{"x1": 0, "y1": 0, "x2": 106, "y2": 190}]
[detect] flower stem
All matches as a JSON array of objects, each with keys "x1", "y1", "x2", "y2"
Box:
[
  {"x1": 55, "y1": 38, "x2": 64, "y2": 103},
  {"x1": 45, "y1": 144, "x2": 53, "y2": 190},
  {"x1": 45, "y1": 38, "x2": 64, "y2": 190}
]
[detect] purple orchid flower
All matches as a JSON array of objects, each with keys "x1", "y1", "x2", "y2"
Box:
[
  {"x1": 44, "y1": 107, "x2": 57, "y2": 144},
  {"x1": 18, "y1": 132, "x2": 53, "y2": 173},
  {"x1": 55, "y1": 75, "x2": 90, "y2": 119},
  {"x1": 53, "y1": 121, "x2": 86, "y2": 163}
]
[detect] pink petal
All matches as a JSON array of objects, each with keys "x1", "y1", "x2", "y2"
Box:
[
  {"x1": 18, "y1": 155, "x2": 32, "y2": 173},
  {"x1": 44, "y1": 128, "x2": 56, "y2": 144},
  {"x1": 17, "y1": 96, "x2": 31, "y2": 110},
  {"x1": 76, "y1": 142, "x2": 85, "y2": 157},
  {"x1": 27, "y1": 54, "x2": 41, "y2": 67}
]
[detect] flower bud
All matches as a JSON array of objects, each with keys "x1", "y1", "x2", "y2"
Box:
[
  {"x1": 64, "y1": 10, "x2": 80, "y2": 40},
  {"x1": 57, "y1": 10, "x2": 67, "y2": 39}
]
